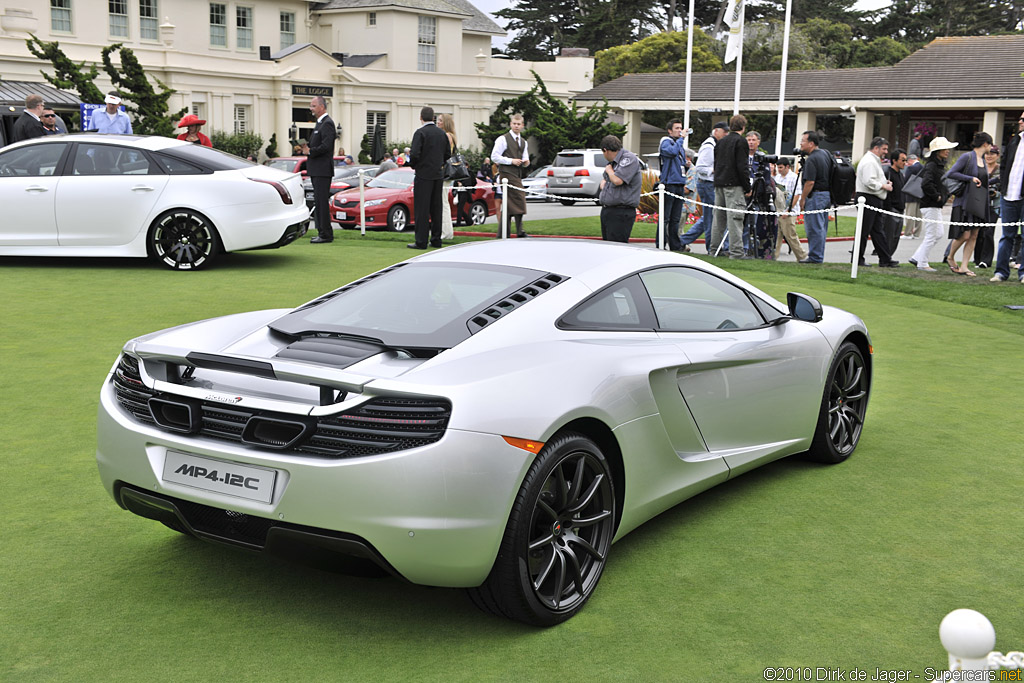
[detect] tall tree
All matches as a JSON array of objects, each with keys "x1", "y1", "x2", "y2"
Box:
[
  {"x1": 25, "y1": 35, "x2": 104, "y2": 104},
  {"x1": 594, "y1": 28, "x2": 722, "y2": 85},
  {"x1": 101, "y1": 44, "x2": 187, "y2": 136},
  {"x1": 866, "y1": 0, "x2": 1024, "y2": 47}
]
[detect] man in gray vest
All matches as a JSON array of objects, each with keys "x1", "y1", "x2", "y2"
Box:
[
  {"x1": 490, "y1": 114, "x2": 530, "y2": 237},
  {"x1": 598, "y1": 135, "x2": 642, "y2": 243}
]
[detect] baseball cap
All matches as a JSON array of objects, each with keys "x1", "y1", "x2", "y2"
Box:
[{"x1": 712, "y1": 121, "x2": 729, "y2": 131}]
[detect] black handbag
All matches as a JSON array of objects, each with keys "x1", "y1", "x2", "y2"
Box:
[
  {"x1": 941, "y1": 169, "x2": 967, "y2": 197},
  {"x1": 443, "y1": 150, "x2": 470, "y2": 181}
]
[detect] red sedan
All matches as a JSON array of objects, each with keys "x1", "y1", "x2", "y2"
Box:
[{"x1": 331, "y1": 169, "x2": 496, "y2": 231}]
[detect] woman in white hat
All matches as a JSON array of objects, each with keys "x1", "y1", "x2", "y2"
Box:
[
  {"x1": 176, "y1": 114, "x2": 212, "y2": 147},
  {"x1": 908, "y1": 136, "x2": 957, "y2": 272}
]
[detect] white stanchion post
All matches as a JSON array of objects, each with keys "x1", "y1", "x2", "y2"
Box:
[
  {"x1": 940, "y1": 609, "x2": 997, "y2": 672},
  {"x1": 358, "y1": 170, "x2": 366, "y2": 237},
  {"x1": 500, "y1": 177, "x2": 509, "y2": 239},
  {"x1": 851, "y1": 196, "x2": 866, "y2": 279},
  {"x1": 658, "y1": 184, "x2": 666, "y2": 250}
]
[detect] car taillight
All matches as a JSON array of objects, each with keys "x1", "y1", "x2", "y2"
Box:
[
  {"x1": 250, "y1": 178, "x2": 293, "y2": 205},
  {"x1": 547, "y1": 169, "x2": 554, "y2": 176},
  {"x1": 574, "y1": 169, "x2": 589, "y2": 177}
]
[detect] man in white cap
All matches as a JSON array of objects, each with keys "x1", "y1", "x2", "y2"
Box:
[{"x1": 91, "y1": 91, "x2": 133, "y2": 134}]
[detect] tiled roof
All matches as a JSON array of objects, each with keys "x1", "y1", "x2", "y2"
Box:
[
  {"x1": 0, "y1": 80, "x2": 82, "y2": 108},
  {"x1": 577, "y1": 35, "x2": 1024, "y2": 103},
  {"x1": 344, "y1": 53, "x2": 386, "y2": 67},
  {"x1": 313, "y1": 0, "x2": 502, "y2": 34}
]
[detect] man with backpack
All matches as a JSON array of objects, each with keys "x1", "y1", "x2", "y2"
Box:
[{"x1": 797, "y1": 130, "x2": 833, "y2": 263}]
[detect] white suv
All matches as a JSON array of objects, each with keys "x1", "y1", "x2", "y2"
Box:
[{"x1": 546, "y1": 149, "x2": 649, "y2": 206}]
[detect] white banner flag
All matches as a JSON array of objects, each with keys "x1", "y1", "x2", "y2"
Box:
[{"x1": 723, "y1": 0, "x2": 744, "y2": 64}]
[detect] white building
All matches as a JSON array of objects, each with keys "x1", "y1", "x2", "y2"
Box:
[{"x1": 0, "y1": 1, "x2": 594, "y2": 156}]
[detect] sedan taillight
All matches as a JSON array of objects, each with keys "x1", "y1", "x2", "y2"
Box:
[
  {"x1": 574, "y1": 169, "x2": 590, "y2": 177},
  {"x1": 546, "y1": 169, "x2": 554, "y2": 176},
  {"x1": 251, "y1": 178, "x2": 294, "y2": 205}
]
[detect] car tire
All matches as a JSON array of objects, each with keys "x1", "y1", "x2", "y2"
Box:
[
  {"x1": 559, "y1": 199, "x2": 576, "y2": 206},
  {"x1": 470, "y1": 201, "x2": 488, "y2": 226},
  {"x1": 387, "y1": 205, "x2": 409, "y2": 232},
  {"x1": 805, "y1": 341, "x2": 870, "y2": 464},
  {"x1": 148, "y1": 209, "x2": 220, "y2": 271},
  {"x1": 467, "y1": 432, "x2": 616, "y2": 626}
]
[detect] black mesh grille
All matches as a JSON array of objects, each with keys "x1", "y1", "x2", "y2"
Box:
[
  {"x1": 110, "y1": 355, "x2": 451, "y2": 459},
  {"x1": 173, "y1": 496, "x2": 276, "y2": 547}
]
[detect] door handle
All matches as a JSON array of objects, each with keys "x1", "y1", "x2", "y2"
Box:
[
  {"x1": 131, "y1": 185, "x2": 155, "y2": 192},
  {"x1": 25, "y1": 185, "x2": 49, "y2": 193}
]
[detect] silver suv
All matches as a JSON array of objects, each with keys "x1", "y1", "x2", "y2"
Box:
[{"x1": 546, "y1": 149, "x2": 648, "y2": 206}]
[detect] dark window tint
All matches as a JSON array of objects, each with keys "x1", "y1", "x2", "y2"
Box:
[
  {"x1": 554, "y1": 153, "x2": 584, "y2": 167},
  {"x1": 159, "y1": 144, "x2": 253, "y2": 171},
  {"x1": 639, "y1": 267, "x2": 765, "y2": 331},
  {"x1": 0, "y1": 143, "x2": 68, "y2": 177},
  {"x1": 153, "y1": 153, "x2": 204, "y2": 175}
]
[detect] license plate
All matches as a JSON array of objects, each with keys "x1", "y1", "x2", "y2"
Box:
[
  {"x1": 336, "y1": 211, "x2": 347, "y2": 220},
  {"x1": 557, "y1": 178, "x2": 572, "y2": 184},
  {"x1": 162, "y1": 451, "x2": 277, "y2": 504},
  {"x1": 305, "y1": 191, "x2": 314, "y2": 201}
]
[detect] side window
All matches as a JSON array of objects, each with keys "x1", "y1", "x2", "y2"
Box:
[
  {"x1": 153, "y1": 153, "x2": 203, "y2": 175},
  {"x1": 560, "y1": 276, "x2": 651, "y2": 330},
  {"x1": 639, "y1": 267, "x2": 766, "y2": 331},
  {"x1": 73, "y1": 144, "x2": 157, "y2": 175},
  {"x1": 0, "y1": 144, "x2": 68, "y2": 177}
]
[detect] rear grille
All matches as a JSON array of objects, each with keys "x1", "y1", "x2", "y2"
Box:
[
  {"x1": 175, "y1": 496, "x2": 275, "y2": 547},
  {"x1": 111, "y1": 355, "x2": 451, "y2": 459}
]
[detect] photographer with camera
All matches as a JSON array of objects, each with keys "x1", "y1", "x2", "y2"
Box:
[
  {"x1": 711, "y1": 115, "x2": 751, "y2": 259},
  {"x1": 854, "y1": 137, "x2": 898, "y2": 267},
  {"x1": 742, "y1": 131, "x2": 780, "y2": 258},
  {"x1": 798, "y1": 130, "x2": 833, "y2": 263}
]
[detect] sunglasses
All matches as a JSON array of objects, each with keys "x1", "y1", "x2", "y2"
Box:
[{"x1": 42, "y1": 114, "x2": 56, "y2": 118}]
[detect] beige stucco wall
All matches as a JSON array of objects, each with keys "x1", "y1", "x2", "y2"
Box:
[{"x1": 1, "y1": 2, "x2": 593, "y2": 158}]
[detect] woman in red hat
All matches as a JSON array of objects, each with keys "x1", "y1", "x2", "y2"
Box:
[{"x1": 177, "y1": 114, "x2": 212, "y2": 147}]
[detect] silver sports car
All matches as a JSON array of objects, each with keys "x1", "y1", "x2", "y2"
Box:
[{"x1": 96, "y1": 240, "x2": 872, "y2": 625}]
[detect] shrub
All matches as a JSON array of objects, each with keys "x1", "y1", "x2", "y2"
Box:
[{"x1": 210, "y1": 131, "x2": 264, "y2": 159}]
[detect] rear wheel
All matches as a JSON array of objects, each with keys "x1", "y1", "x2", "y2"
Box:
[
  {"x1": 148, "y1": 209, "x2": 220, "y2": 270},
  {"x1": 806, "y1": 341, "x2": 870, "y2": 463},
  {"x1": 387, "y1": 205, "x2": 409, "y2": 231},
  {"x1": 469, "y1": 201, "x2": 488, "y2": 225},
  {"x1": 468, "y1": 433, "x2": 616, "y2": 626}
]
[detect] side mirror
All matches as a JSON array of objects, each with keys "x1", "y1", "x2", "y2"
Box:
[{"x1": 787, "y1": 292, "x2": 823, "y2": 322}]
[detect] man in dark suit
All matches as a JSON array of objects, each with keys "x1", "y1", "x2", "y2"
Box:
[
  {"x1": 302, "y1": 96, "x2": 337, "y2": 243},
  {"x1": 13, "y1": 94, "x2": 47, "y2": 143},
  {"x1": 408, "y1": 106, "x2": 450, "y2": 249}
]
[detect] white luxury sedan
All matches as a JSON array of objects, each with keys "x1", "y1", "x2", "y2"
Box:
[{"x1": 0, "y1": 135, "x2": 309, "y2": 270}]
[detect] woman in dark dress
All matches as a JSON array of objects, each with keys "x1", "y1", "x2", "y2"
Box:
[
  {"x1": 946, "y1": 132, "x2": 993, "y2": 276},
  {"x1": 974, "y1": 146, "x2": 1001, "y2": 267}
]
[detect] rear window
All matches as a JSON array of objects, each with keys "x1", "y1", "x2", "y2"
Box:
[
  {"x1": 270, "y1": 262, "x2": 546, "y2": 350},
  {"x1": 554, "y1": 153, "x2": 585, "y2": 167},
  {"x1": 159, "y1": 145, "x2": 254, "y2": 171}
]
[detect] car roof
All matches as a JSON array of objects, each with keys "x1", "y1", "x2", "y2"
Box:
[{"x1": 1, "y1": 133, "x2": 187, "y2": 152}]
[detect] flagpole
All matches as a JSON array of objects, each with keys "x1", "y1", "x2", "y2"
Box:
[
  {"x1": 774, "y1": 0, "x2": 793, "y2": 156},
  {"x1": 683, "y1": 0, "x2": 695, "y2": 147},
  {"x1": 733, "y1": 3, "x2": 744, "y2": 115}
]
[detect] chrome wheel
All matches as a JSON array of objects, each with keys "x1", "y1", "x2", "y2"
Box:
[
  {"x1": 149, "y1": 210, "x2": 219, "y2": 271},
  {"x1": 468, "y1": 432, "x2": 616, "y2": 625},
  {"x1": 470, "y1": 201, "x2": 487, "y2": 225},
  {"x1": 807, "y1": 342, "x2": 869, "y2": 463}
]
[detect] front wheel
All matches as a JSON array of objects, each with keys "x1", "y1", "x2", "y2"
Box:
[
  {"x1": 387, "y1": 205, "x2": 409, "y2": 231},
  {"x1": 148, "y1": 210, "x2": 220, "y2": 270},
  {"x1": 468, "y1": 433, "x2": 616, "y2": 626},
  {"x1": 806, "y1": 341, "x2": 870, "y2": 463},
  {"x1": 469, "y1": 201, "x2": 488, "y2": 225}
]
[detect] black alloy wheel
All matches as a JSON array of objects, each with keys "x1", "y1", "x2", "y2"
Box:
[
  {"x1": 468, "y1": 433, "x2": 616, "y2": 626},
  {"x1": 807, "y1": 341, "x2": 870, "y2": 463},
  {"x1": 149, "y1": 210, "x2": 220, "y2": 271}
]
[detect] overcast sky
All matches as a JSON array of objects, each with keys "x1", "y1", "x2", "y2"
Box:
[{"x1": 471, "y1": 0, "x2": 896, "y2": 50}]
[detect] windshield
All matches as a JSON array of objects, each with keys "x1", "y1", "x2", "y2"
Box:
[
  {"x1": 369, "y1": 170, "x2": 413, "y2": 189},
  {"x1": 270, "y1": 262, "x2": 545, "y2": 349}
]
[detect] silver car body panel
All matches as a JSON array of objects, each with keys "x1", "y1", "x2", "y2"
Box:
[{"x1": 97, "y1": 239, "x2": 871, "y2": 586}]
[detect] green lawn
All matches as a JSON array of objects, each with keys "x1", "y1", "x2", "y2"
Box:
[{"x1": 2, "y1": 240, "x2": 1021, "y2": 681}]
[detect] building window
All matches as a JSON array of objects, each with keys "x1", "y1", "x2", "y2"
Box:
[
  {"x1": 236, "y1": 6, "x2": 253, "y2": 49},
  {"x1": 234, "y1": 105, "x2": 250, "y2": 134},
  {"x1": 280, "y1": 11, "x2": 295, "y2": 49},
  {"x1": 368, "y1": 12, "x2": 376, "y2": 26},
  {"x1": 140, "y1": 0, "x2": 158, "y2": 41},
  {"x1": 210, "y1": 3, "x2": 226, "y2": 47},
  {"x1": 50, "y1": 0, "x2": 72, "y2": 32},
  {"x1": 191, "y1": 103, "x2": 206, "y2": 120},
  {"x1": 109, "y1": 0, "x2": 128, "y2": 37},
  {"x1": 417, "y1": 16, "x2": 436, "y2": 72},
  {"x1": 365, "y1": 111, "x2": 387, "y2": 141}
]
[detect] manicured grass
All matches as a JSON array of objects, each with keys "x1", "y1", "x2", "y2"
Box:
[{"x1": 2, "y1": 242, "x2": 1021, "y2": 681}]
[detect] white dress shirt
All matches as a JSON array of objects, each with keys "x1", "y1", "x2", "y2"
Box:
[{"x1": 491, "y1": 133, "x2": 528, "y2": 166}]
